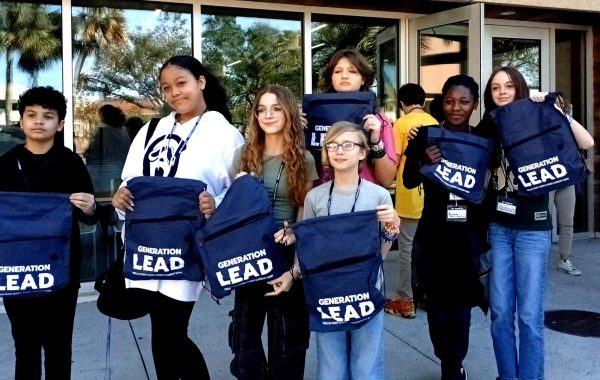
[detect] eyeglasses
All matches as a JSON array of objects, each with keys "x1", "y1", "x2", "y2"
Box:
[
  {"x1": 325, "y1": 141, "x2": 363, "y2": 152},
  {"x1": 254, "y1": 106, "x2": 284, "y2": 119}
]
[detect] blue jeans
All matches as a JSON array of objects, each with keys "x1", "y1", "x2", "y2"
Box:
[
  {"x1": 488, "y1": 224, "x2": 550, "y2": 380},
  {"x1": 315, "y1": 310, "x2": 384, "y2": 380}
]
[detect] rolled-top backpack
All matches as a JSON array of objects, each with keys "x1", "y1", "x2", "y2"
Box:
[
  {"x1": 196, "y1": 174, "x2": 288, "y2": 299},
  {"x1": 293, "y1": 210, "x2": 384, "y2": 332},
  {"x1": 123, "y1": 176, "x2": 206, "y2": 281},
  {"x1": 303, "y1": 91, "x2": 377, "y2": 180},
  {"x1": 491, "y1": 93, "x2": 588, "y2": 196},
  {"x1": 0, "y1": 192, "x2": 72, "y2": 298},
  {"x1": 419, "y1": 126, "x2": 494, "y2": 204}
]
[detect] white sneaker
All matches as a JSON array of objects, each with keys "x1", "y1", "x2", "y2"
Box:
[{"x1": 558, "y1": 259, "x2": 582, "y2": 276}]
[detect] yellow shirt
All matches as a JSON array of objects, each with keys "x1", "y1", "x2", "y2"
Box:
[{"x1": 393, "y1": 112, "x2": 439, "y2": 219}]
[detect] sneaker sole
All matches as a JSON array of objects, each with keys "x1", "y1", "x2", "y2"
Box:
[
  {"x1": 384, "y1": 307, "x2": 416, "y2": 319},
  {"x1": 384, "y1": 307, "x2": 403, "y2": 317},
  {"x1": 558, "y1": 267, "x2": 582, "y2": 276}
]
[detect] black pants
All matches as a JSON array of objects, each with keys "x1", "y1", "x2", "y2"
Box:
[
  {"x1": 229, "y1": 281, "x2": 309, "y2": 380},
  {"x1": 4, "y1": 286, "x2": 79, "y2": 380},
  {"x1": 147, "y1": 291, "x2": 210, "y2": 380},
  {"x1": 427, "y1": 304, "x2": 471, "y2": 380}
]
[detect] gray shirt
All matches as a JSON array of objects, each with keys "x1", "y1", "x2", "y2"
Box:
[{"x1": 303, "y1": 179, "x2": 393, "y2": 219}]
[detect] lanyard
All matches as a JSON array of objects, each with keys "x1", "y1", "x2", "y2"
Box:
[
  {"x1": 161, "y1": 114, "x2": 203, "y2": 167},
  {"x1": 499, "y1": 153, "x2": 515, "y2": 194},
  {"x1": 270, "y1": 162, "x2": 285, "y2": 210},
  {"x1": 327, "y1": 178, "x2": 361, "y2": 216}
]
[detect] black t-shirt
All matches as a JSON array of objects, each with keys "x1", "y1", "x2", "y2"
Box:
[{"x1": 477, "y1": 115, "x2": 552, "y2": 231}]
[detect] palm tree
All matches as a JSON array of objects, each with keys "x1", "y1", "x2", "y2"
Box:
[
  {"x1": 0, "y1": 3, "x2": 61, "y2": 123},
  {"x1": 72, "y1": 7, "x2": 127, "y2": 90}
]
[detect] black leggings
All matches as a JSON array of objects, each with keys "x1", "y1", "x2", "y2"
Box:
[
  {"x1": 147, "y1": 291, "x2": 210, "y2": 380},
  {"x1": 427, "y1": 304, "x2": 472, "y2": 380},
  {"x1": 4, "y1": 286, "x2": 78, "y2": 380}
]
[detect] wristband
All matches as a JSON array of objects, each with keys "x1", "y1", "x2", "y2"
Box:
[
  {"x1": 368, "y1": 140, "x2": 386, "y2": 159},
  {"x1": 380, "y1": 217, "x2": 400, "y2": 242},
  {"x1": 86, "y1": 202, "x2": 97, "y2": 216},
  {"x1": 369, "y1": 148, "x2": 386, "y2": 159},
  {"x1": 292, "y1": 264, "x2": 303, "y2": 279}
]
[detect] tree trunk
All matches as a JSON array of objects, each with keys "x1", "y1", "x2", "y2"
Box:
[
  {"x1": 5, "y1": 49, "x2": 14, "y2": 125},
  {"x1": 74, "y1": 52, "x2": 88, "y2": 90}
]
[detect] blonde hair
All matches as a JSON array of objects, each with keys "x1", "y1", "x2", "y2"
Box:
[{"x1": 321, "y1": 121, "x2": 368, "y2": 167}]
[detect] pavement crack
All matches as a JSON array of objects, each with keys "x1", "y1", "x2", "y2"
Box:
[
  {"x1": 384, "y1": 326, "x2": 440, "y2": 366},
  {"x1": 128, "y1": 321, "x2": 152, "y2": 380}
]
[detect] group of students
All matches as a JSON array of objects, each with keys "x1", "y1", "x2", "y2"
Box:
[
  {"x1": 0, "y1": 47, "x2": 592, "y2": 380},
  {"x1": 387, "y1": 67, "x2": 593, "y2": 380}
]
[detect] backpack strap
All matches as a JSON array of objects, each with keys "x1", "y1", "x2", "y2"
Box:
[{"x1": 144, "y1": 117, "x2": 162, "y2": 148}]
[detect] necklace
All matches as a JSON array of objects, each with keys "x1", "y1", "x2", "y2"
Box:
[
  {"x1": 440, "y1": 120, "x2": 471, "y2": 134},
  {"x1": 327, "y1": 178, "x2": 361, "y2": 216},
  {"x1": 406, "y1": 105, "x2": 423, "y2": 114}
]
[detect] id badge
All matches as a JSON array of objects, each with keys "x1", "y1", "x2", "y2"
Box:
[
  {"x1": 447, "y1": 205, "x2": 467, "y2": 222},
  {"x1": 496, "y1": 196, "x2": 517, "y2": 215},
  {"x1": 449, "y1": 193, "x2": 463, "y2": 201}
]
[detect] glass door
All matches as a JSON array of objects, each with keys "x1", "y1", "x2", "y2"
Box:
[
  {"x1": 483, "y1": 25, "x2": 550, "y2": 94},
  {"x1": 376, "y1": 25, "x2": 399, "y2": 121},
  {"x1": 409, "y1": 3, "x2": 483, "y2": 122}
]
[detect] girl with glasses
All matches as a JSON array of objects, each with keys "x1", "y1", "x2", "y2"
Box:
[
  {"x1": 270, "y1": 121, "x2": 399, "y2": 380},
  {"x1": 229, "y1": 85, "x2": 318, "y2": 379}
]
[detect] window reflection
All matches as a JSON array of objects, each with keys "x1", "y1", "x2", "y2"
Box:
[
  {"x1": 201, "y1": 6, "x2": 302, "y2": 133},
  {"x1": 0, "y1": 1, "x2": 62, "y2": 153},
  {"x1": 492, "y1": 37, "x2": 541, "y2": 91},
  {"x1": 72, "y1": 2, "x2": 192, "y2": 198},
  {"x1": 555, "y1": 29, "x2": 587, "y2": 233},
  {"x1": 377, "y1": 28, "x2": 398, "y2": 120},
  {"x1": 71, "y1": 1, "x2": 192, "y2": 280},
  {"x1": 310, "y1": 15, "x2": 398, "y2": 116},
  {"x1": 418, "y1": 22, "x2": 468, "y2": 96}
]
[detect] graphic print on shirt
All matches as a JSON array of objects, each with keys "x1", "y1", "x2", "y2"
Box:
[{"x1": 143, "y1": 133, "x2": 186, "y2": 177}]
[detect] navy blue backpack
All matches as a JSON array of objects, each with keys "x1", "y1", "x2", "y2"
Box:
[
  {"x1": 196, "y1": 175, "x2": 288, "y2": 299},
  {"x1": 419, "y1": 126, "x2": 494, "y2": 204},
  {"x1": 491, "y1": 93, "x2": 588, "y2": 196},
  {"x1": 0, "y1": 192, "x2": 72, "y2": 298},
  {"x1": 303, "y1": 92, "x2": 377, "y2": 180},
  {"x1": 303, "y1": 91, "x2": 377, "y2": 150},
  {"x1": 123, "y1": 176, "x2": 206, "y2": 281},
  {"x1": 293, "y1": 210, "x2": 384, "y2": 332}
]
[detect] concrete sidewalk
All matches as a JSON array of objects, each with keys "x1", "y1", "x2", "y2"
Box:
[{"x1": 1, "y1": 239, "x2": 599, "y2": 380}]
